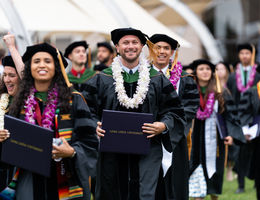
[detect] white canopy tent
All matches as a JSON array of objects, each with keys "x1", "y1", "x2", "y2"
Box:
[{"x1": 0, "y1": 0, "x2": 191, "y2": 49}]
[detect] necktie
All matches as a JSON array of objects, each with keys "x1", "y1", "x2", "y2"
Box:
[
  {"x1": 129, "y1": 70, "x2": 133, "y2": 75},
  {"x1": 159, "y1": 70, "x2": 163, "y2": 74},
  {"x1": 244, "y1": 70, "x2": 247, "y2": 86}
]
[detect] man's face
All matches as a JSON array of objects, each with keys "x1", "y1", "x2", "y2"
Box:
[
  {"x1": 238, "y1": 49, "x2": 252, "y2": 66},
  {"x1": 116, "y1": 35, "x2": 143, "y2": 63},
  {"x1": 153, "y1": 41, "x2": 174, "y2": 67},
  {"x1": 97, "y1": 46, "x2": 112, "y2": 64},
  {"x1": 68, "y1": 46, "x2": 87, "y2": 66}
]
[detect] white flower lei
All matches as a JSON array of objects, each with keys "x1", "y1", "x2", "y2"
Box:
[
  {"x1": 0, "y1": 93, "x2": 9, "y2": 129},
  {"x1": 112, "y1": 56, "x2": 151, "y2": 109}
]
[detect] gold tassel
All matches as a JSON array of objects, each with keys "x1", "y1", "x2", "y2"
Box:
[
  {"x1": 251, "y1": 44, "x2": 256, "y2": 66},
  {"x1": 56, "y1": 49, "x2": 73, "y2": 88},
  {"x1": 215, "y1": 73, "x2": 222, "y2": 93},
  {"x1": 170, "y1": 44, "x2": 180, "y2": 72},
  {"x1": 224, "y1": 144, "x2": 228, "y2": 168},
  {"x1": 146, "y1": 39, "x2": 158, "y2": 63},
  {"x1": 87, "y1": 47, "x2": 92, "y2": 68}
]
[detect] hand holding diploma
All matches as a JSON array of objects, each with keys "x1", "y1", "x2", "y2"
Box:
[{"x1": 0, "y1": 129, "x2": 10, "y2": 142}]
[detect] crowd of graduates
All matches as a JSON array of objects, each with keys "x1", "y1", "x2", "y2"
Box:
[{"x1": 0, "y1": 28, "x2": 259, "y2": 200}]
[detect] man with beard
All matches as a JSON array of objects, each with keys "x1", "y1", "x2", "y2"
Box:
[
  {"x1": 84, "y1": 28, "x2": 185, "y2": 200},
  {"x1": 65, "y1": 41, "x2": 95, "y2": 92},
  {"x1": 149, "y1": 34, "x2": 199, "y2": 200},
  {"x1": 94, "y1": 42, "x2": 114, "y2": 71}
]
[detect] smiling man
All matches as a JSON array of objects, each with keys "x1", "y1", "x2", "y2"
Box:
[
  {"x1": 64, "y1": 41, "x2": 96, "y2": 92},
  {"x1": 149, "y1": 34, "x2": 199, "y2": 200},
  {"x1": 84, "y1": 28, "x2": 185, "y2": 200}
]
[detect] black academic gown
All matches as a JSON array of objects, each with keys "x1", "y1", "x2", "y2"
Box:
[
  {"x1": 156, "y1": 72, "x2": 200, "y2": 200},
  {"x1": 0, "y1": 97, "x2": 15, "y2": 192},
  {"x1": 0, "y1": 141, "x2": 14, "y2": 192},
  {"x1": 84, "y1": 68, "x2": 185, "y2": 200},
  {"x1": 227, "y1": 72, "x2": 260, "y2": 181},
  {"x1": 14, "y1": 93, "x2": 98, "y2": 200},
  {"x1": 189, "y1": 89, "x2": 244, "y2": 195}
]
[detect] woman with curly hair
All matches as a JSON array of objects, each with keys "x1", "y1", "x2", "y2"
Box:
[
  {"x1": 0, "y1": 56, "x2": 20, "y2": 191},
  {"x1": 0, "y1": 43, "x2": 98, "y2": 200},
  {"x1": 188, "y1": 59, "x2": 245, "y2": 200}
]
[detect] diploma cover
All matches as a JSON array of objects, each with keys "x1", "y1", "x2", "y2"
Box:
[
  {"x1": 1, "y1": 115, "x2": 53, "y2": 177},
  {"x1": 216, "y1": 114, "x2": 228, "y2": 140},
  {"x1": 100, "y1": 110, "x2": 153, "y2": 155}
]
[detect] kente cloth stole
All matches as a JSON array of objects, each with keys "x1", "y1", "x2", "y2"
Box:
[
  {"x1": 0, "y1": 169, "x2": 20, "y2": 200},
  {"x1": 55, "y1": 101, "x2": 84, "y2": 200}
]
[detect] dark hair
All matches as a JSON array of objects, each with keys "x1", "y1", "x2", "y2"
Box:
[
  {"x1": 0, "y1": 67, "x2": 20, "y2": 95},
  {"x1": 0, "y1": 49, "x2": 6, "y2": 60},
  {"x1": 9, "y1": 58, "x2": 73, "y2": 116},
  {"x1": 194, "y1": 67, "x2": 225, "y2": 114}
]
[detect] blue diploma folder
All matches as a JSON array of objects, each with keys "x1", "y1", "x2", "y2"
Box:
[
  {"x1": 1, "y1": 115, "x2": 53, "y2": 177},
  {"x1": 216, "y1": 114, "x2": 228, "y2": 140},
  {"x1": 100, "y1": 110, "x2": 153, "y2": 155}
]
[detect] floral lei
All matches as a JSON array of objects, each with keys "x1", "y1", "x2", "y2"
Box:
[
  {"x1": 112, "y1": 56, "x2": 150, "y2": 109},
  {"x1": 24, "y1": 85, "x2": 58, "y2": 130},
  {"x1": 236, "y1": 64, "x2": 257, "y2": 92},
  {"x1": 196, "y1": 92, "x2": 215, "y2": 120},
  {"x1": 168, "y1": 61, "x2": 183, "y2": 90},
  {"x1": 0, "y1": 93, "x2": 9, "y2": 130}
]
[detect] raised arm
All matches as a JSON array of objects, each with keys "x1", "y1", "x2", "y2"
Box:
[{"x1": 3, "y1": 33, "x2": 24, "y2": 79}]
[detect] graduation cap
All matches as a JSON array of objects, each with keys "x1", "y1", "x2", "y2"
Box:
[
  {"x1": 97, "y1": 42, "x2": 114, "y2": 53},
  {"x1": 64, "y1": 41, "x2": 88, "y2": 58},
  {"x1": 22, "y1": 43, "x2": 68, "y2": 67},
  {"x1": 111, "y1": 28, "x2": 147, "y2": 45},
  {"x1": 22, "y1": 43, "x2": 72, "y2": 87},
  {"x1": 111, "y1": 27, "x2": 157, "y2": 61},
  {"x1": 150, "y1": 34, "x2": 179, "y2": 50},
  {"x1": 191, "y1": 59, "x2": 215, "y2": 72},
  {"x1": 237, "y1": 43, "x2": 253, "y2": 53},
  {"x1": 2, "y1": 56, "x2": 15, "y2": 68}
]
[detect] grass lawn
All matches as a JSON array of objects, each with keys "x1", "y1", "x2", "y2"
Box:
[{"x1": 203, "y1": 171, "x2": 256, "y2": 200}]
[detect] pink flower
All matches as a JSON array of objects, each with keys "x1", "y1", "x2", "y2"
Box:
[
  {"x1": 24, "y1": 85, "x2": 58, "y2": 130},
  {"x1": 236, "y1": 64, "x2": 257, "y2": 92},
  {"x1": 169, "y1": 61, "x2": 183, "y2": 90},
  {"x1": 196, "y1": 92, "x2": 215, "y2": 120}
]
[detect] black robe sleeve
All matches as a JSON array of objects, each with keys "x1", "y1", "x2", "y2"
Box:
[
  {"x1": 155, "y1": 75, "x2": 186, "y2": 151},
  {"x1": 178, "y1": 75, "x2": 200, "y2": 136},
  {"x1": 222, "y1": 89, "x2": 246, "y2": 144},
  {"x1": 70, "y1": 93, "x2": 99, "y2": 199}
]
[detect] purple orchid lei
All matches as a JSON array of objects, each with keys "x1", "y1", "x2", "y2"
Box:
[
  {"x1": 236, "y1": 64, "x2": 257, "y2": 93},
  {"x1": 196, "y1": 92, "x2": 215, "y2": 120},
  {"x1": 24, "y1": 85, "x2": 58, "y2": 130},
  {"x1": 168, "y1": 61, "x2": 183, "y2": 90}
]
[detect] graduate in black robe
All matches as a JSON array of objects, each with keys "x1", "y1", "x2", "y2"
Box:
[
  {"x1": 189, "y1": 59, "x2": 243, "y2": 200},
  {"x1": 93, "y1": 42, "x2": 114, "y2": 71},
  {"x1": 226, "y1": 43, "x2": 260, "y2": 193},
  {"x1": 148, "y1": 34, "x2": 200, "y2": 200},
  {"x1": 84, "y1": 28, "x2": 185, "y2": 200},
  {"x1": 64, "y1": 41, "x2": 96, "y2": 92},
  {"x1": 0, "y1": 43, "x2": 98, "y2": 200},
  {"x1": 0, "y1": 56, "x2": 20, "y2": 191}
]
